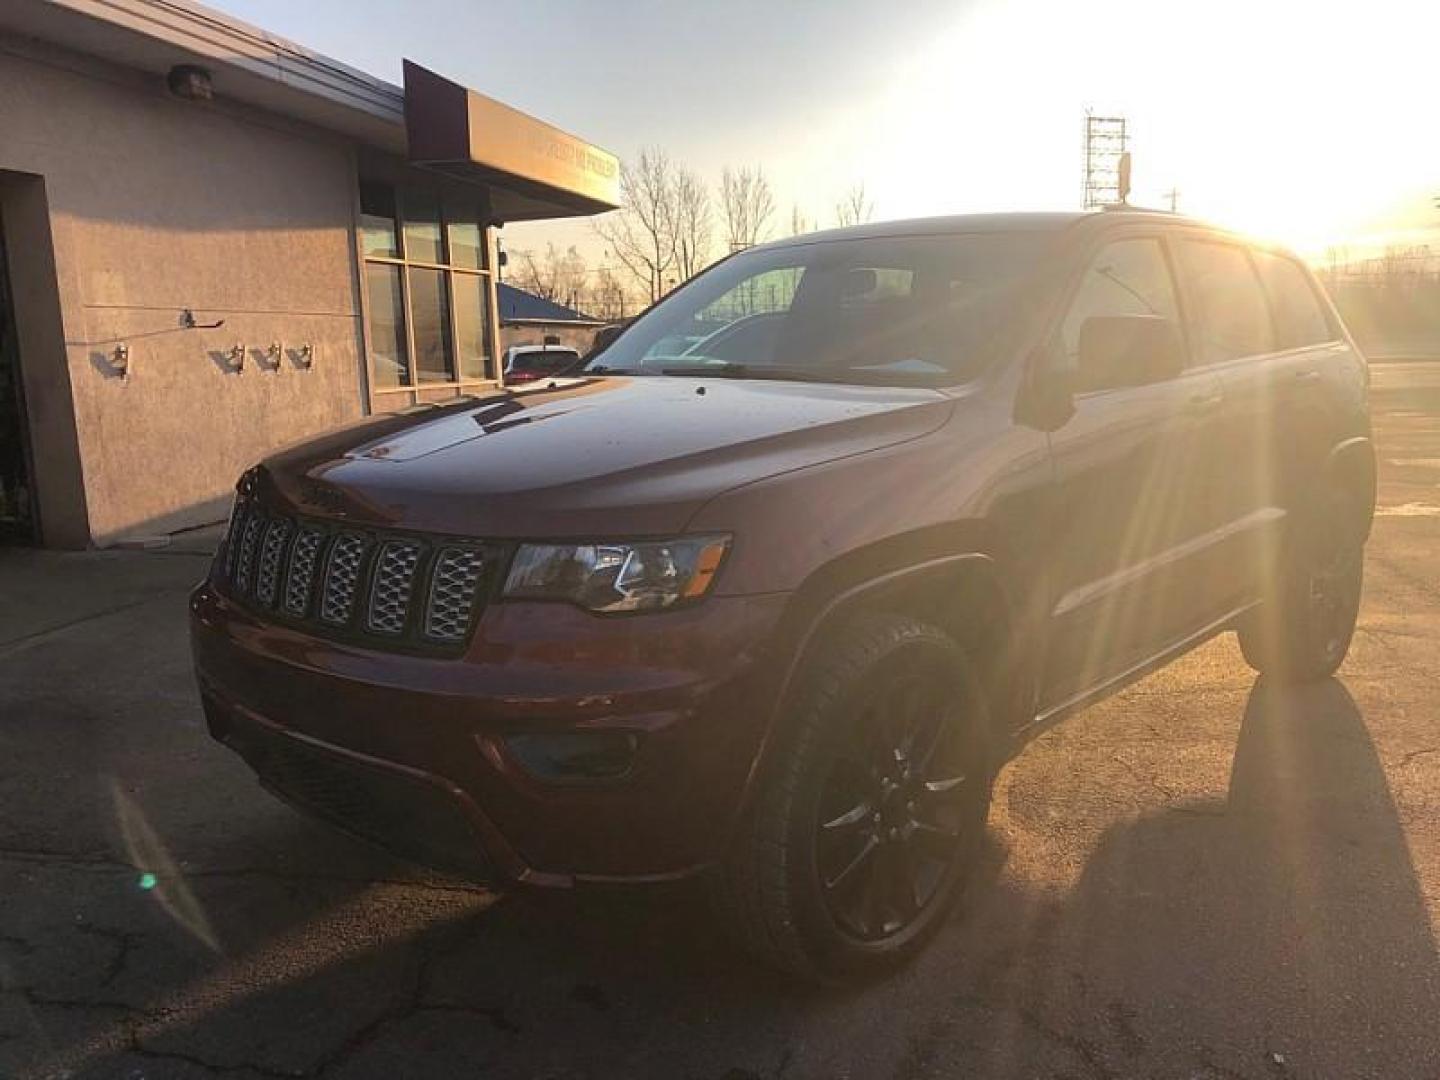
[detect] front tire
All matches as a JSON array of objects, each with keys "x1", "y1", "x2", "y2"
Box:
[
  {"x1": 713, "y1": 614, "x2": 993, "y2": 983},
  {"x1": 1237, "y1": 490, "x2": 1366, "y2": 683}
]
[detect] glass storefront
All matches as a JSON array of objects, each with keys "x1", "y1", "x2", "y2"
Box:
[{"x1": 358, "y1": 181, "x2": 496, "y2": 398}]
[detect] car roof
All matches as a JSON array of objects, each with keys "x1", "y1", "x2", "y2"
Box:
[{"x1": 749, "y1": 209, "x2": 1219, "y2": 253}]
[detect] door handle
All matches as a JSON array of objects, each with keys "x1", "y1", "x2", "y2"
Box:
[{"x1": 1293, "y1": 369, "x2": 1322, "y2": 384}]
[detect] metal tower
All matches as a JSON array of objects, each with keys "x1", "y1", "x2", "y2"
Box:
[{"x1": 1081, "y1": 113, "x2": 1128, "y2": 209}]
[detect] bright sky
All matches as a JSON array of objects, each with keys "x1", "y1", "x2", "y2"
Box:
[{"x1": 221, "y1": 0, "x2": 1439, "y2": 264}]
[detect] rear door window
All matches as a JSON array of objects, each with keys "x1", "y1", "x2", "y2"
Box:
[
  {"x1": 1253, "y1": 251, "x2": 1335, "y2": 349},
  {"x1": 1176, "y1": 240, "x2": 1275, "y2": 365}
]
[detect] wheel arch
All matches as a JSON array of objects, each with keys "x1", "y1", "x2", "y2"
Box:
[
  {"x1": 729, "y1": 545, "x2": 1026, "y2": 844},
  {"x1": 1323, "y1": 435, "x2": 1377, "y2": 545}
]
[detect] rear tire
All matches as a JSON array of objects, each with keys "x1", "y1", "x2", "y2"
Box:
[
  {"x1": 1237, "y1": 489, "x2": 1365, "y2": 683},
  {"x1": 712, "y1": 613, "x2": 993, "y2": 983}
]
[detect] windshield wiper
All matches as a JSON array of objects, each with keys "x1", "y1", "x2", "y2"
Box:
[
  {"x1": 658, "y1": 362, "x2": 838, "y2": 383},
  {"x1": 577, "y1": 365, "x2": 658, "y2": 377}
]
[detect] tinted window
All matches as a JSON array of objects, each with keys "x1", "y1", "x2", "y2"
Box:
[
  {"x1": 364, "y1": 264, "x2": 408, "y2": 388},
  {"x1": 591, "y1": 233, "x2": 1053, "y2": 386},
  {"x1": 511, "y1": 349, "x2": 579, "y2": 374},
  {"x1": 408, "y1": 268, "x2": 454, "y2": 383},
  {"x1": 1061, "y1": 238, "x2": 1182, "y2": 385},
  {"x1": 402, "y1": 188, "x2": 444, "y2": 265},
  {"x1": 359, "y1": 182, "x2": 399, "y2": 258},
  {"x1": 1253, "y1": 251, "x2": 1333, "y2": 348},
  {"x1": 453, "y1": 275, "x2": 493, "y2": 380},
  {"x1": 1177, "y1": 240, "x2": 1274, "y2": 364}
]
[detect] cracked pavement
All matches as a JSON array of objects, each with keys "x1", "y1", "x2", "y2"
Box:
[{"x1": 2, "y1": 362, "x2": 1439, "y2": 1079}]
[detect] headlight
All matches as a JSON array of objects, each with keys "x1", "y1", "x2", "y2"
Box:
[{"x1": 503, "y1": 536, "x2": 730, "y2": 613}]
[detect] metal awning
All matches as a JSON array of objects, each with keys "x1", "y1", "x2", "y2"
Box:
[{"x1": 403, "y1": 61, "x2": 620, "y2": 224}]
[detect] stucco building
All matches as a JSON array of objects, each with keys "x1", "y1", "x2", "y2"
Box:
[{"x1": 0, "y1": 0, "x2": 617, "y2": 547}]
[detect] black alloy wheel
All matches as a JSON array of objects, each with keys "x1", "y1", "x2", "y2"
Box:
[
  {"x1": 1305, "y1": 539, "x2": 1363, "y2": 668},
  {"x1": 1238, "y1": 485, "x2": 1366, "y2": 682},
  {"x1": 814, "y1": 654, "x2": 983, "y2": 942},
  {"x1": 713, "y1": 614, "x2": 995, "y2": 982}
]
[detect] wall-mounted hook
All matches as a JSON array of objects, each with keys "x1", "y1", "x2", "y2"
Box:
[
  {"x1": 266, "y1": 341, "x2": 283, "y2": 370},
  {"x1": 297, "y1": 343, "x2": 314, "y2": 369},
  {"x1": 112, "y1": 342, "x2": 130, "y2": 377},
  {"x1": 227, "y1": 343, "x2": 245, "y2": 372},
  {"x1": 182, "y1": 308, "x2": 226, "y2": 330}
]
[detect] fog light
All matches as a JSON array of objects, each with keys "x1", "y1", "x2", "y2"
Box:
[{"x1": 505, "y1": 730, "x2": 638, "y2": 781}]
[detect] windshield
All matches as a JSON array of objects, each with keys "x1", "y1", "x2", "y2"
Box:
[{"x1": 586, "y1": 232, "x2": 1054, "y2": 386}]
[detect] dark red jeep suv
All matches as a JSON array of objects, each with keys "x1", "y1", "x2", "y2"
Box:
[{"x1": 191, "y1": 211, "x2": 1375, "y2": 980}]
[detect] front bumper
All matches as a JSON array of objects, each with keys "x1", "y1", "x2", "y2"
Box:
[{"x1": 190, "y1": 581, "x2": 792, "y2": 885}]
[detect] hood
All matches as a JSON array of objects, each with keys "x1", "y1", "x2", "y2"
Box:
[{"x1": 261, "y1": 376, "x2": 953, "y2": 537}]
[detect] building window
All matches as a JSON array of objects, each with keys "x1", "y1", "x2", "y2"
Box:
[{"x1": 359, "y1": 181, "x2": 495, "y2": 393}]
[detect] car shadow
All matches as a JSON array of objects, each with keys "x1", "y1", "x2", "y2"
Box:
[
  {"x1": 30, "y1": 676, "x2": 1440, "y2": 1080},
  {"x1": 943, "y1": 675, "x2": 1440, "y2": 1077}
]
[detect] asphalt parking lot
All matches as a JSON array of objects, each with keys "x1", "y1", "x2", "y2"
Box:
[{"x1": 2, "y1": 362, "x2": 1439, "y2": 1080}]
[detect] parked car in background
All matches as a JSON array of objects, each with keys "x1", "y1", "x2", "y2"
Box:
[
  {"x1": 192, "y1": 211, "x2": 1374, "y2": 982},
  {"x1": 585, "y1": 321, "x2": 630, "y2": 358},
  {"x1": 501, "y1": 344, "x2": 581, "y2": 383}
]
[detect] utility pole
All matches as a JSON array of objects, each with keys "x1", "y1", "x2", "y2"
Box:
[{"x1": 1163, "y1": 187, "x2": 1180, "y2": 212}]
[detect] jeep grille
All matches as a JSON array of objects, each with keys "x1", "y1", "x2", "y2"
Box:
[{"x1": 216, "y1": 497, "x2": 498, "y2": 652}]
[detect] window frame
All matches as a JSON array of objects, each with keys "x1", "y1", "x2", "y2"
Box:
[
  {"x1": 1170, "y1": 232, "x2": 1288, "y2": 372},
  {"x1": 1249, "y1": 247, "x2": 1342, "y2": 353},
  {"x1": 357, "y1": 178, "x2": 501, "y2": 407}
]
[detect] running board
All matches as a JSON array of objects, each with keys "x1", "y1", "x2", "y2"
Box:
[{"x1": 1020, "y1": 601, "x2": 1260, "y2": 737}]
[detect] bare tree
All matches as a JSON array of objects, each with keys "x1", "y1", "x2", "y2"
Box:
[
  {"x1": 789, "y1": 203, "x2": 813, "y2": 237},
  {"x1": 672, "y1": 166, "x2": 714, "y2": 281},
  {"x1": 586, "y1": 266, "x2": 632, "y2": 322},
  {"x1": 511, "y1": 248, "x2": 546, "y2": 298},
  {"x1": 594, "y1": 148, "x2": 680, "y2": 303},
  {"x1": 721, "y1": 166, "x2": 776, "y2": 251},
  {"x1": 834, "y1": 183, "x2": 874, "y2": 227},
  {"x1": 511, "y1": 243, "x2": 587, "y2": 307}
]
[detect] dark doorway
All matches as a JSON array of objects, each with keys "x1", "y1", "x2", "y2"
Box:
[{"x1": 0, "y1": 216, "x2": 36, "y2": 541}]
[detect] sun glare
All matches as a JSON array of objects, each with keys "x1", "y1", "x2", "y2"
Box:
[{"x1": 815, "y1": 0, "x2": 1440, "y2": 261}]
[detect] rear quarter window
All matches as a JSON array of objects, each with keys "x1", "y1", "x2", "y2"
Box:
[{"x1": 1253, "y1": 251, "x2": 1335, "y2": 349}]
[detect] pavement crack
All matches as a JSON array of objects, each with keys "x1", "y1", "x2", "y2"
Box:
[
  {"x1": 309, "y1": 931, "x2": 440, "y2": 1077},
  {"x1": 0, "y1": 846, "x2": 133, "y2": 871},
  {"x1": 1395, "y1": 746, "x2": 1440, "y2": 768},
  {"x1": 0, "y1": 595, "x2": 171, "y2": 654},
  {"x1": 0, "y1": 931, "x2": 37, "y2": 957},
  {"x1": 126, "y1": 1042, "x2": 307, "y2": 1079},
  {"x1": 0, "y1": 847, "x2": 490, "y2": 895},
  {"x1": 76, "y1": 923, "x2": 145, "y2": 987},
  {"x1": 416, "y1": 1001, "x2": 522, "y2": 1034},
  {"x1": 1109, "y1": 752, "x2": 1179, "y2": 802},
  {"x1": 19, "y1": 987, "x2": 142, "y2": 1014},
  {"x1": 1105, "y1": 999, "x2": 1145, "y2": 1059},
  {"x1": 950, "y1": 991, "x2": 1116, "y2": 1079}
]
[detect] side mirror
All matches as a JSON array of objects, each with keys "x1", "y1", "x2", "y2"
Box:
[{"x1": 1077, "y1": 315, "x2": 1185, "y2": 391}]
